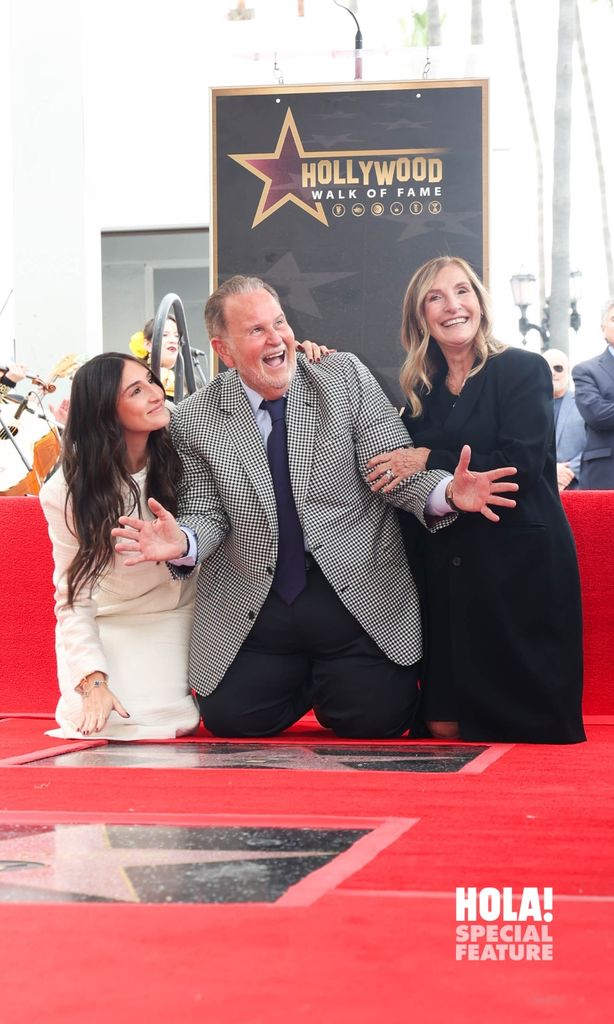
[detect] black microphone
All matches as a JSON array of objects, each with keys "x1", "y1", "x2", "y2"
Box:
[
  {"x1": 13, "y1": 393, "x2": 32, "y2": 420},
  {"x1": 190, "y1": 347, "x2": 207, "y2": 357}
]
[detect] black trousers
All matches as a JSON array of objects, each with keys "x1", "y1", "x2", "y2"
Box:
[{"x1": 198, "y1": 558, "x2": 420, "y2": 739}]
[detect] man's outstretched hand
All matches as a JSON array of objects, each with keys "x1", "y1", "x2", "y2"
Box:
[
  {"x1": 451, "y1": 445, "x2": 518, "y2": 522},
  {"x1": 112, "y1": 498, "x2": 187, "y2": 566}
]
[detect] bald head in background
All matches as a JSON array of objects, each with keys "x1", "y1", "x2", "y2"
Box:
[{"x1": 544, "y1": 348, "x2": 571, "y2": 400}]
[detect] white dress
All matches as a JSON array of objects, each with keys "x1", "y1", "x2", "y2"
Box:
[{"x1": 39, "y1": 467, "x2": 200, "y2": 740}]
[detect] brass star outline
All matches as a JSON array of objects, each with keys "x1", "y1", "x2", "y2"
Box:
[{"x1": 229, "y1": 109, "x2": 328, "y2": 228}]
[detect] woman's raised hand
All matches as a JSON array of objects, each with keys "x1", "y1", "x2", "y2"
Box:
[
  {"x1": 451, "y1": 445, "x2": 518, "y2": 521},
  {"x1": 112, "y1": 497, "x2": 187, "y2": 566}
]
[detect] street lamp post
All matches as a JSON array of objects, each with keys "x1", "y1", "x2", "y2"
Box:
[
  {"x1": 510, "y1": 273, "x2": 548, "y2": 349},
  {"x1": 569, "y1": 270, "x2": 582, "y2": 334},
  {"x1": 510, "y1": 271, "x2": 582, "y2": 350}
]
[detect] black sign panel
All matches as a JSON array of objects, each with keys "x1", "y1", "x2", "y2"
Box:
[{"x1": 212, "y1": 81, "x2": 488, "y2": 405}]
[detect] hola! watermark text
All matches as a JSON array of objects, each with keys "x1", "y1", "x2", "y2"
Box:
[{"x1": 455, "y1": 887, "x2": 553, "y2": 961}]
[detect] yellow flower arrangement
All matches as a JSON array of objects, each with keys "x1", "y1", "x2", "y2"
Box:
[{"x1": 129, "y1": 330, "x2": 149, "y2": 360}]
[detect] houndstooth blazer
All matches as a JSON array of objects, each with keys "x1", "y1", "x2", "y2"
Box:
[{"x1": 170, "y1": 352, "x2": 453, "y2": 697}]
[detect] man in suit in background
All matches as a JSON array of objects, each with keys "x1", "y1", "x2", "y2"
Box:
[
  {"x1": 543, "y1": 348, "x2": 586, "y2": 491},
  {"x1": 572, "y1": 299, "x2": 614, "y2": 490},
  {"x1": 114, "y1": 276, "x2": 517, "y2": 738}
]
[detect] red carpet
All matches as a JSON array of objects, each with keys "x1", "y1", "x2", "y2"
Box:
[
  {"x1": 2, "y1": 897, "x2": 612, "y2": 1024},
  {"x1": 0, "y1": 724, "x2": 613, "y2": 1021}
]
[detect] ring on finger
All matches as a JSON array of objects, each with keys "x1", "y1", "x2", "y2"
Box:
[{"x1": 385, "y1": 469, "x2": 394, "y2": 481}]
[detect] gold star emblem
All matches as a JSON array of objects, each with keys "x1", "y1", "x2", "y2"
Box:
[{"x1": 229, "y1": 109, "x2": 328, "y2": 228}]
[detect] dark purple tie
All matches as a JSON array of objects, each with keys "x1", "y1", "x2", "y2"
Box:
[{"x1": 260, "y1": 398, "x2": 306, "y2": 605}]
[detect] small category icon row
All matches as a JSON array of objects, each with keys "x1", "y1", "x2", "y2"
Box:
[{"x1": 331, "y1": 200, "x2": 443, "y2": 218}]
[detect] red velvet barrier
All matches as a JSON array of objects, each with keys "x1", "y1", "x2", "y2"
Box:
[
  {"x1": 0, "y1": 492, "x2": 612, "y2": 716},
  {"x1": 0, "y1": 496, "x2": 57, "y2": 714},
  {"x1": 561, "y1": 490, "x2": 614, "y2": 714}
]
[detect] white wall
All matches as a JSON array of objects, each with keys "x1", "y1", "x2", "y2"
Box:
[
  {"x1": 0, "y1": 0, "x2": 15, "y2": 363},
  {"x1": 9, "y1": 0, "x2": 102, "y2": 376}
]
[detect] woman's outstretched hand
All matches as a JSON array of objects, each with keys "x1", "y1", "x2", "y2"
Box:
[
  {"x1": 451, "y1": 444, "x2": 518, "y2": 521},
  {"x1": 112, "y1": 498, "x2": 187, "y2": 566}
]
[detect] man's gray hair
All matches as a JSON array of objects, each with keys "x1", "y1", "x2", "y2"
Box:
[
  {"x1": 205, "y1": 276, "x2": 281, "y2": 338},
  {"x1": 601, "y1": 298, "x2": 614, "y2": 324}
]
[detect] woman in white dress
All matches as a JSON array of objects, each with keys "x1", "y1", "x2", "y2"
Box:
[{"x1": 39, "y1": 352, "x2": 200, "y2": 740}]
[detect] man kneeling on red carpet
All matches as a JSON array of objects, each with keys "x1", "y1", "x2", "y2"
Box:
[{"x1": 113, "y1": 276, "x2": 517, "y2": 740}]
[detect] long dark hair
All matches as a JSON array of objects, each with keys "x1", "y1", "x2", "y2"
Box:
[{"x1": 62, "y1": 352, "x2": 182, "y2": 605}]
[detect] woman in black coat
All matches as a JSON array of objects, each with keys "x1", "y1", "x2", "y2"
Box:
[{"x1": 368, "y1": 256, "x2": 585, "y2": 744}]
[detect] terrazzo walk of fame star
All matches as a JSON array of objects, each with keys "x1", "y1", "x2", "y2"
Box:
[
  {"x1": 0, "y1": 824, "x2": 369, "y2": 904},
  {"x1": 30, "y1": 742, "x2": 488, "y2": 771}
]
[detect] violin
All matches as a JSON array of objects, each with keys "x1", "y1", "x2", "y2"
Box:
[{"x1": 0, "y1": 366, "x2": 56, "y2": 393}]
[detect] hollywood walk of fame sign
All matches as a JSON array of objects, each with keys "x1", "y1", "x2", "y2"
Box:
[{"x1": 211, "y1": 81, "x2": 488, "y2": 405}]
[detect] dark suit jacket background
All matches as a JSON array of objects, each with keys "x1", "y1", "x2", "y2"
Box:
[
  {"x1": 400, "y1": 345, "x2": 584, "y2": 744},
  {"x1": 556, "y1": 388, "x2": 586, "y2": 487},
  {"x1": 572, "y1": 348, "x2": 614, "y2": 489}
]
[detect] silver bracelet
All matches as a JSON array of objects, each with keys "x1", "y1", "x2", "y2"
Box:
[
  {"x1": 445, "y1": 480, "x2": 464, "y2": 513},
  {"x1": 76, "y1": 677, "x2": 108, "y2": 697}
]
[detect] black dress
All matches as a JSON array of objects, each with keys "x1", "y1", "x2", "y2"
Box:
[{"x1": 399, "y1": 344, "x2": 585, "y2": 743}]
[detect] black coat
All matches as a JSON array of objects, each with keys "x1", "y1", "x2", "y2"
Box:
[{"x1": 400, "y1": 345, "x2": 585, "y2": 743}]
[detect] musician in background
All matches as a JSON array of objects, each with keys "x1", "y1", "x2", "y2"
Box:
[
  {"x1": 0, "y1": 362, "x2": 28, "y2": 398},
  {"x1": 130, "y1": 314, "x2": 180, "y2": 400},
  {"x1": 1, "y1": 355, "x2": 85, "y2": 495},
  {"x1": 1, "y1": 360, "x2": 66, "y2": 495}
]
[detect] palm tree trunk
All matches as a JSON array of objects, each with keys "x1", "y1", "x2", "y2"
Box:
[
  {"x1": 575, "y1": 0, "x2": 614, "y2": 294},
  {"x1": 509, "y1": 0, "x2": 546, "y2": 316},
  {"x1": 471, "y1": 0, "x2": 484, "y2": 44},
  {"x1": 427, "y1": 0, "x2": 442, "y2": 45},
  {"x1": 550, "y1": 0, "x2": 575, "y2": 356}
]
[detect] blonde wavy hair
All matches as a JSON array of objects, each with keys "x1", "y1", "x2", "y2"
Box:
[{"x1": 399, "y1": 256, "x2": 504, "y2": 418}]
